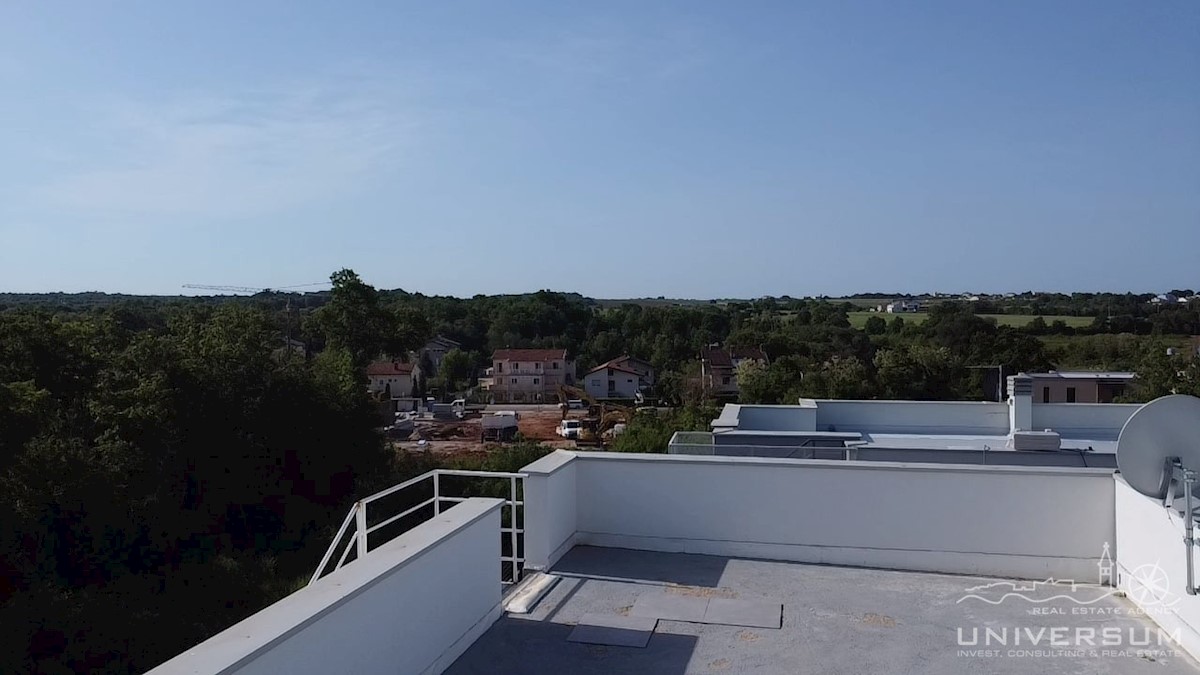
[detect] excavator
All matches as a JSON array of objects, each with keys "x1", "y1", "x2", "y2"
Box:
[{"x1": 557, "y1": 384, "x2": 634, "y2": 443}]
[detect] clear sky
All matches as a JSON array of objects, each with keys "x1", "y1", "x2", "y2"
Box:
[{"x1": 1, "y1": 1, "x2": 1197, "y2": 298}]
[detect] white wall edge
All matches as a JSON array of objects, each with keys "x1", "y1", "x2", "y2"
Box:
[
  {"x1": 570, "y1": 451, "x2": 1114, "y2": 477},
  {"x1": 421, "y1": 602, "x2": 503, "y2": 675},
  {"x1": 147, "y1": 498, "x2": 505, "y2": 675},
  {"x1": 545, "y1": 533, "x2": 579, "y2": 571},
  {"x1": 577, "y1": 532, "x2": 1101, "y2": 580},
  {"x1": 521, "y1": 450, "x2": 577, "y2": 475},
  {"x1": 1116, "y1": 562, "x2": 1200, "y2": 663}
]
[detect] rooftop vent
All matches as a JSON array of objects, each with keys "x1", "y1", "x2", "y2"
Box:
[
  {"x1": 1007, "y1": 374, "x2": 1034, "y2": 398},
  {"x1": 1009, "y1": 430, "x2": 1061, "y2": 451}
]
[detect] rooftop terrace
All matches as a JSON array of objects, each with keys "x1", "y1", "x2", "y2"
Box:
[
  {"x1": 150, "y1": 425, "x2": 1200, "y2": 675},
  {"x1": 449, "y1": 546, "x2": 1193, "y2": 675}
]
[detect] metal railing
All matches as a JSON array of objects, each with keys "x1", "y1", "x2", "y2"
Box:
[{"x1": 309, "y1": 469, "x2": 526, "y2": 587}]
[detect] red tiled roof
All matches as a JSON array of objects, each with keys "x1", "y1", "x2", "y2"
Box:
[
  {"x1": 730, "y1": 347, "x2": 767, "y2": 361},
  {"x1": 492, "y1": 348, "x2": 569, "y2": 361},
  {"x1": 603, "y1": 355, "x2": 652, "y2": 370},
  {"x1": 366, "y1": 360, "x2": 414, "y2": 376},
  {"x1": 700, "y1": 347, "x2": 732, "y2": 367},
  {"x1": 587, "y1": 363, "x2": 641, "y2": 376},
  {"x1": 702, "y1": 347, "x2": 767, "y2": 367}
]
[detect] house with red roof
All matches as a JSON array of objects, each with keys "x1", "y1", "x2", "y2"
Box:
[
  {"x1": 483, "y1": 348, "x2": 575, "y2": 403},
  {"x1": 366, "y1": 360, "x2": 418, "y2": 398},
  {"x1": 700, "y1": 346, "x2": 767, "y2": 397},
  {"x1": 581, "y1": 355, "x2": 655, "y2": 400}
]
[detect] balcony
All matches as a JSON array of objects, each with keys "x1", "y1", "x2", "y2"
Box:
[
  {"x1": 494, "y1": 368, "x2": 564, "y2": 378},
  {"x1": 149, "y1": 451, "x2": 1200, "y2": 674}
]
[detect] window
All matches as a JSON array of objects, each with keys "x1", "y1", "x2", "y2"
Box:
[
  {"x1": 553, "y1": 362, "x2": 559, "y2": 370},
  {"x1": 1067, "y1": 387, "x2": 1076, "y2": 403},
  {"x1": 513, "y1": 362, "x2": 520, "y2": 371},
  {"x1": 533, "y1": 378, "x2": 540, "y2": 385},
  {"x1": 1043, "y1": 387, "x2": 1050, "y2": 403},
  {"x1": 497, "y1": 362, "x2": 503, "y2": 373},
  {"x1": 511, "y1": 378, "x2": 517, "y2": 384},
  {"x1": 535, "y1": 362, "x2": 541, "y2": 370},
  {"x1": 722, "y1": 376, "x2": 731, "y2": 385}
]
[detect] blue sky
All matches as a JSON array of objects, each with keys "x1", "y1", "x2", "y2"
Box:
[{"x1": 1, "y1": 1, "x2": 1197, "y2": 298}]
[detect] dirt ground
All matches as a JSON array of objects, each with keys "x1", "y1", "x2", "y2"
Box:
[{"x1": 391, "y1": 409, "x2": 584, "y2": 459}]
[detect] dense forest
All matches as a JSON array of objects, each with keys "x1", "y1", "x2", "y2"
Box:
[{"x1": 3, "y1": 271, "x2": 1199, "y2": 672}]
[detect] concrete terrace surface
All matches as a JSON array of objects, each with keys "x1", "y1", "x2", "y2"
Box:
[{"x1": 446, "y1": 547, "x2": 1200, "y2": 675}]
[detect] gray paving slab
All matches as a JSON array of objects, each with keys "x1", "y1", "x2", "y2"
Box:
[
  {"x1": 566, "y1": 613, "x2": 658, "y2": 648},
  {"x1": 630, "y1": 592, "x2": 709, "y2": 622},
  {"x1": 702, "y1": 597, "x2": 783, "y2": 629}
]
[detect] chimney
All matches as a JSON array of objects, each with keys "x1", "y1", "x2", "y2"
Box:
[{"x1": 1007, "y1": 374, "x2": 1033, "y2": 433}]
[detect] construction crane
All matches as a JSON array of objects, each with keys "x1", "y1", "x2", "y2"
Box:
[
  {"x1": 182, "y1": 282, "x2": 330, "y2": 358},
  {"x1": 181, "y1": 282, "x2": 330, "y2": 294}
]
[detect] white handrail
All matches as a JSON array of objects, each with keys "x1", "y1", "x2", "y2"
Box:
[
  {"x1": 308, "y1": 504, "x2": 360, "y2": 585},
  {"x1": 366, "y1": 497, "x2": 437, "y2": 535},
  {"x1": 310, "y1": 469, "x2": 528, "y2": 586}
]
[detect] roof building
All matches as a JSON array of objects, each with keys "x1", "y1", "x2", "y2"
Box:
[
  {"x1": 148, "y1": 394, "x2": 1200, "y2": 675},
  {"x1": 669, "y1": 374, "x2": 1136, "y2": 466},
  {"x1": 365, "y1": 360, "x2": 417, "y2": 398},
  {"x1": 482, "y1": 349, "x2": 575, "y2": 403},
  {"x1": 149, "y1": 440, "x2": 1200, "y2": 674},
  {"x1": 581, "y1": 356, "x2": 654, "y2": 401},
  {"x1": 700, "y1": 346, "x2": 767, "y2": 398},
  {"x1": 1026, "y1": 370, "x2": 1137, "y2": 403},
  {"x1": 419, "y1": 335, "x2": 462, "y2": 374}
]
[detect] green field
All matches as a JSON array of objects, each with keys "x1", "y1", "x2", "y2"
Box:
[{"x1": 846, "y1": 311, "x2": 1095, "y2": 329}]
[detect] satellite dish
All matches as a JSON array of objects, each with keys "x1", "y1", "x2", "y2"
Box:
[{"x1": 1117, "y1": 395, "x2": 1200, "y2": 499}]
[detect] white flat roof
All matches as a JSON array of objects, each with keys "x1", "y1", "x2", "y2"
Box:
[
  {"x1": 1027, "y1": 371, "x2": 1136, "y2": 380},
  {"x1": 860, "y1": 432, "x2": 1117, "y2": 453}
]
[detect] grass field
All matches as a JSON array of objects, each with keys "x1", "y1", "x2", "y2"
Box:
[{"x1": 846, "y1": 311, "x2": 1095, "y2": 329}]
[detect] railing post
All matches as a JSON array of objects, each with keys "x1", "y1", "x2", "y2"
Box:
[
  {"x1": 509, "y1": 476, "x2": 519, "y2": 583},
  {"x1": 433, "y1": 471, "x2": 441, "y2": 516},
  {"x1": 355, "y1": 501, "x2": 368, "y2": 560}
]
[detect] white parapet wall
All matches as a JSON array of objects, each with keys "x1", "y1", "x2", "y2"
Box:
[
  {"x1": 1031, "y1": 403, "x2": 1140, "y2": 439},
  {"x1": 1114, "y1": 475, "x2": 1200, "y2": 662},
  {"x1": 524, "y1": 450, "x2": 1115, "y2": 580},
  {"x1": 716, "y1": 399, "x2": 1138, "y2": 439},
  {"x1": 811, "y1": 400, "x2": 1011, "y2": 435},
  {"x1": 522, "y1": 451, "x2": 578, "y2": 571},
  {"x1": 147, "y1": 498, "x2": 505, "y2": 675}
]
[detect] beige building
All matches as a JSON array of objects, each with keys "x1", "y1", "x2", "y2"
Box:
[
  {"x1": 483, "y1": 348, "x2": 576, "y2": 403},
  {"x1": 1026, "y1": 371, "x2": 1136, "y2": 404}
]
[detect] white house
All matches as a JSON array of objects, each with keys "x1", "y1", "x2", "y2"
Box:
[
  {"x1": 583, "y1": 363, "x2": 642, "y2": 400},
  {"x1": 366, "y1": 360, "x2": 417, "y2": 398}
]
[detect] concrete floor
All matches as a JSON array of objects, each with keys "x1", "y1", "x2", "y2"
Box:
[{"x1": 447, "y1": 546, "x2": 1200, "y2": 675}]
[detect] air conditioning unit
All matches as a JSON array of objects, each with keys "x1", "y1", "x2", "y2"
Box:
[{"x1": 1009, "y1": 430, "x2": 1061, "y2": 451}]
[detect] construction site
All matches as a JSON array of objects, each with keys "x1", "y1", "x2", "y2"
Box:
[{"x1": 387, "y1": 386, "x2": 635, "y2": 459}]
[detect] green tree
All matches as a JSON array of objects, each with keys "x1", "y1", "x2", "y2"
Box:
[
  {"x1": 309, "y1": 269, "x2": 399, "y2": 369},
  {"x1": 439, "y1": 348, "x2": 472, "y2": 391},
  {"x1": 874, "y1": 344, "x2": 961, "y2": 400},
  {"x1": 863, "y1": 315, "x2": 887, "y2": 335}
]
